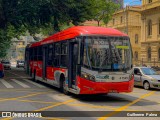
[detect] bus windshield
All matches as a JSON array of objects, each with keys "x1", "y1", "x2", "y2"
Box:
[{"x1": 83, "y1": 36, "x2": 132, "y2": 71}]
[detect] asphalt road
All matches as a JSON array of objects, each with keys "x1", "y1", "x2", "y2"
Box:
[{"x1": 0, "y1": 67, "x2": 160, "y2": 120}]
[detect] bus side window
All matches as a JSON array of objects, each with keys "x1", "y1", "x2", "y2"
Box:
[
  {"x1": 37, "y1": 46, "x2": 42, "y2": 61},
  {"x1": 48, "y1": 44, "x2": 53, "y2": 66},
  {"x1": 34, "y1": 47, "x2": 38, "y2": 61},
  {"x1": 61, "y1": 42, "x2": 68, "y2": 68},
  {"x1": 29, "y1": 48, "x2": 33, "y2": 61},
  {"x1": 54, "y1": 43, "x2": 60, "y2": 67}
]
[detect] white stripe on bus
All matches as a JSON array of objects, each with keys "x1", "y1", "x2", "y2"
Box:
[
  {"x1": 0, "y1": 79, "x2": 14, "y2": 88},
  {"x1": 11, "y1": 79, "x2": 30, "y2": 88},
  {"x1": 23, "y1": 79, "x2": 46, "y2": 88}
]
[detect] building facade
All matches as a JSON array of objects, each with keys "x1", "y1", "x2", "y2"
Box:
[
  {"x1": 8, "y1": 36, "x2": 35, "y2": 63},
  {"x1": 141, "y1": 0, "x2": 160, "y2": 66},
  {"x1": 107, "y1": 6, "x2": 141, "y2": 65}
]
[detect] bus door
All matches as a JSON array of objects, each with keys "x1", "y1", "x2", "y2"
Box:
[
  {"x1": 42, "y1": 45, "x2": 48, "y2": 80},
  {"x1": 68, "y1": 41, "x2": 79, "y2": 88}
]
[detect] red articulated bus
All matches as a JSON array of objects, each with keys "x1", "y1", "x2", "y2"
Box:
[{"x1": 25, "y1": 26, "x2": 134, "y2": 95}]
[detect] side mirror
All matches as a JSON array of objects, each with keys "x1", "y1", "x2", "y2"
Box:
[{"x1": 137, "y1": 73, "x2": 142, "y2": 76}]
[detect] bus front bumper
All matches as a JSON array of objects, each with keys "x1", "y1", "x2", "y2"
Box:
[{"x1": 77, "y1": 77, "x2": 134, "y2": 94}]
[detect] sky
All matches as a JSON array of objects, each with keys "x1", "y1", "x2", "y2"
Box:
[{"x1": 124, "y1": 0, "x2": 142, "y2": 7}]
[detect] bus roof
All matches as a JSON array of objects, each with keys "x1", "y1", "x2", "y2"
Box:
[{"x1": 30, "y1": 26, "x2": 128, "y2": 47}]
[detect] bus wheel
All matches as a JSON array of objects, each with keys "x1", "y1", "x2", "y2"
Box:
[{"x1": 60, "y1": 75, "x2": 69, "y2": 95}]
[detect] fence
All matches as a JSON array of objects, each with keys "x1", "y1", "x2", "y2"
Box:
[{"x1": 134, "y1": 59, "x2": 160, "y2": 67}]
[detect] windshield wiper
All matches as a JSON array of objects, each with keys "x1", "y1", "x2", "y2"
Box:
[
  {"x1": 123, "y1": 64, "x2": 128, "y2": 73},
  {"x1": 98, "y1": 65, "x2": 103, "y2": 73},
  {"x1": 86, "y1": 44, "x2": 92, "y2": 70}
]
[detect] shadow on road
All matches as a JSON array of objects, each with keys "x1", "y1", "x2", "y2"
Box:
[{"x1": 35, "y1": 80, "x2": 158, "y2": 107}]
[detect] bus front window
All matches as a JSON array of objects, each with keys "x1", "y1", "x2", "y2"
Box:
[{"x1": 83, "y1": 36, "x2": 132, "y2": 71}]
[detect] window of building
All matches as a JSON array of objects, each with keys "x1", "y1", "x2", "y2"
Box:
[
  {"x1": 148, "y1": 47, "x2": 151, "y2": 61},
  {"x1": 148, "y1": 20, "x2": 152, "y2": 36},
  {"x1": 134, "y1": 51, "x2": 138, "y2": 61},
  {"x1": 120, "y1": 16, "x2": 123, "y2": 23},
  {"x1": 148, "y1": 0, "x2": 152, "y2": 3},
  {"x1": 135, "y1": 34, "x2": 138, "y2": 44},
  {"x1": 158, "y1": 48, "x2": 160, "y2": 61},
  {"x1": 113, "y1": 18, "x2": 115, "y2": 25}
]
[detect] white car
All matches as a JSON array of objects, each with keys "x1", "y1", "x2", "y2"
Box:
[
  {"x1": 16, "y1": 61, "x2": 24, "y2": 68},
  {"x1": 1, "y1": 60, "x2": 11, "y2": 70},
  {"x1": 133, "y1": 67, "x2": 160, "y2": 90}
]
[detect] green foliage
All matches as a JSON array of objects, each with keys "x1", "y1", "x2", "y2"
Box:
[
  {"x1": 1, "y1": 0, "x2": 99, "y2": 32},
  {"x1": 0, "y1": 0, "x2": 119, "y2": 57},
  {"x1": 0, "y1": 29, "x2": 11, "y2": 58},
  {"x1": 94, "y1": 0, "x2": 120, "y2": 26}
]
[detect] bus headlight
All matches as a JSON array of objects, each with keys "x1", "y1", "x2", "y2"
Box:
[{"x1": 81, "y1": 72, "x2": 95, "y2": 82}]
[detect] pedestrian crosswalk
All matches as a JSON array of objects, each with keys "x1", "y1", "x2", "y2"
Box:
[
  {"x1": 0, "y1": 78, "x2": 46, "y2": 89},
  {"x1": 11, "y1": 79, "x2": 30, "y2": 88},
  {"x1": 0, "y1": 79, "x2": 14, "y2": 88}
]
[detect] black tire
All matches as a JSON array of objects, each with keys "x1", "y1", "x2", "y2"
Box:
[{"x1": 143, "y1": 81, "x2": 150, "y2": 90}]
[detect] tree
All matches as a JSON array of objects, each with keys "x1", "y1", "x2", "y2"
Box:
[
  {"x1": 94, "y1": 0, "x2": 120, "y2": 26},
  {"x1": 0, "y1": 0, "x2": 110, "y2": 58},
  {"x1": 0, "y1": 0, "x2": 97, "y2": 32}
]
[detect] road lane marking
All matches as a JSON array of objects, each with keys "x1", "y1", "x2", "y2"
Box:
[
  {"x1": 67, "y1": 103, "x2": 116, "y2": 110},
  {"x1": 34, "y1": 99, "x2": 75, "y2": 111},
  {"x1": 0, "y1": 89, "x2": 46, "y2": 93},
  {"x1": 0, "y1": 88, "x2": 50, "y2": 91},
  {"x1": 98, "y1": 91, "x2": 155, "y2": 120},
  {"x1": 0, "y1": 92, "x2": 49, "y2": 102},
  {"x1": 17, "y1": 99, "x2": 58, "y2": 104},
  {"x1": 11, "y1": 79, "x2": 30, "y2": 88},
  {"x1": 0, "y1": 79, "x2": 14, "y2": 88},
  {"x1": 23, "y1": 79, "x2": 46, "y2": 88},
  {"x1": 67, "y1": 103, "x2": 138, "y2": 111}
]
